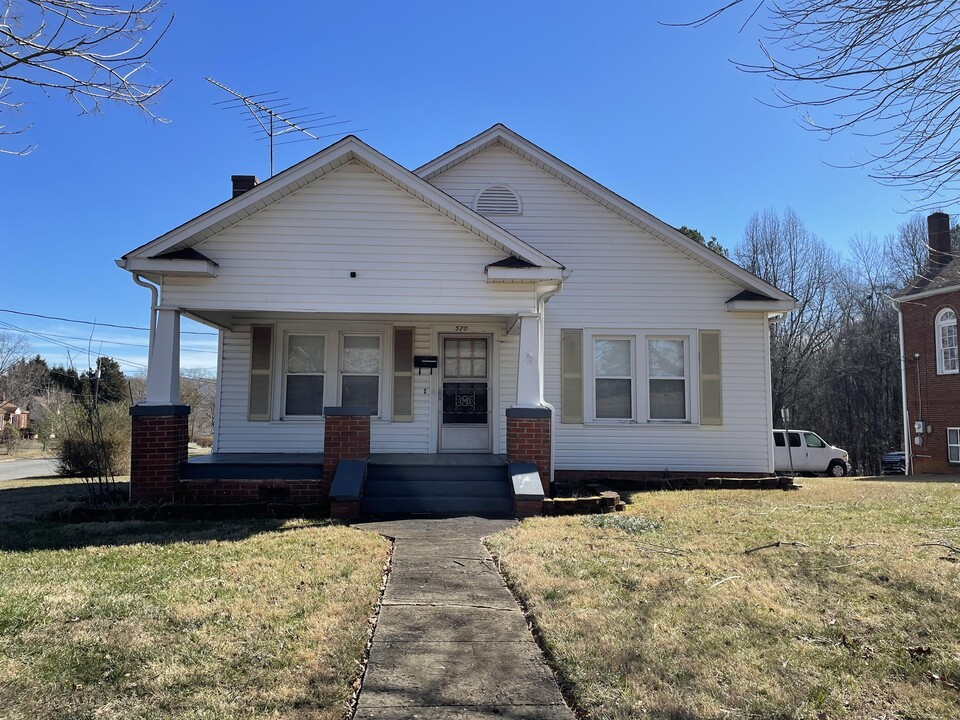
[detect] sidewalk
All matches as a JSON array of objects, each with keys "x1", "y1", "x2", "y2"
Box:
[{"x1": 353, "y1": 517, "x2": 575, "y2": 719}]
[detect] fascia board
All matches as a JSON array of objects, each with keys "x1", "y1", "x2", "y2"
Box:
[
  {"x1": 892, "y1": 284, "x2": 960, "y2": 303},
  {"x1": 123, "y1": 257, "x2": 218, "y2": 277},
  {"x1": 485, "y1": 266, "x2": 566, "y2": 282},
  {"x1": 726, "y1": 299, "x2": 796, "y2": 312}
]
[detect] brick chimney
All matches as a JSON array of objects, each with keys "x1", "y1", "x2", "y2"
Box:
[
  {"x1": 231, "y1": 175, "x2": 258, "y2": 198},
  {"x1": 927, "y1": 212, "x2": 952, "y2": 267}
]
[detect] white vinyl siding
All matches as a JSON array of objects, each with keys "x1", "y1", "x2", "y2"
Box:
[
  {"x1": 429, "y1": 144, "x2": 774, "y2": 474},
  {"x1": 158, "y1": 161, "x2": 536, "y2": 317}
]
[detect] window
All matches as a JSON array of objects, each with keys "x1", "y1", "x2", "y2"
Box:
[
  {"x1": 788, "y1": 432, "x2": 802, "y2": 448},
  {"x1": 648, "y1": 338, "x2": 687, "y2": 420},
  {"x1": 594, "y1": 338, "x2": 633, "y2": 419},
  {"x1": 804, "y1": 433, "x2": 825, "y2": 448},
  {"x1": 949, "y1": 428, "x2": 960, "y2": 463},
  {"x1": 774, "y1": 432, "x2": 785, "y2": 447},
  {"x1": 341, "y1": 335, "x2": 381, "y2": 415},
  {"x1": 284, "y1": 334, "x2": 325, "y2": 416},
  {"x1": 937, "y1": 309, "x2": 958, "y2": 375}
]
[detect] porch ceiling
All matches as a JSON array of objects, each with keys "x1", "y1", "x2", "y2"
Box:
[{"x1": 183, "y1": 309, "x2": 528, "y2": 332}]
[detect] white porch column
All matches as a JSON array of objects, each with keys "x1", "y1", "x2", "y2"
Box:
[
  {"x1": 144, "y1": 308, "x2": 181, "y2": 405},
  {"x1": 515, "y1": 312, "x2": 544, "y2": 408}
]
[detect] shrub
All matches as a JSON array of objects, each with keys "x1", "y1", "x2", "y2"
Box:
[{"x1": 55, "y1": 402, "x2": 130, "y2": 480}]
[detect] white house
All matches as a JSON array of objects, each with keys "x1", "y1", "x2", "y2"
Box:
[{"x1": 117, "y1": 124, "x2": 794, "y2": 514}]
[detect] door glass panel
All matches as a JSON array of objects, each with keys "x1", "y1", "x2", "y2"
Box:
[
  {"x1": 444, "y1": 338, "x2": 487, "y2": 378},
  {"x1": 804, "y1": 433, "x2": 825, "y2": 448},
  {"x1": 788, "y1": 432, "x2": 802, "y2": 447}
]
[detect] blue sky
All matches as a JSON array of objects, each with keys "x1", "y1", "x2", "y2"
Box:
[{"x1": 1, "y1": 1, "x2": 938, "y2": 374}]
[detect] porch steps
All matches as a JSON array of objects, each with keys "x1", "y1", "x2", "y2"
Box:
[{"x1": 361, "y1": 454, "x2": 512, "y2": 517}]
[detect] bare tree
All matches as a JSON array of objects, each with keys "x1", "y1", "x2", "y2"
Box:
[
  {"x1": 735, "y1": 208, "x2": 840, "y2": 418},
  {"x1": 674, "y1": 1, "x2": 960, "y2": 204},
  {"x1": 0, "y1": 329, "x2": 28, "y2": 383},
  {"x1": 0, "y1": 0, "x2": 172, "y2": 154}
]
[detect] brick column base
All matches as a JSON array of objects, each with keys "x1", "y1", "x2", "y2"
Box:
[
  {"x1": 506, "y1": 407, "x2": 552, "y2": 497},
  {"x1": 129, "y1": 404, "x2": 190, "y2": 505},
  {"x1": 323, "y1": 407, "x2": 371, "y2": 500}
]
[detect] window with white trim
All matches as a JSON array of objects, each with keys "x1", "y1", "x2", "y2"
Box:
[
  {"x1": 948, "y1": 428, "x2": 960, "y2": 464},
  {"x1": 936, "y1": 308, "x2": 958, "y2": 374},
  {"x1": 340, "y1": 334, "x2": 381, "y2": 415},
  {"x1": 283, "y1": 333, "x2": 326, "y2": 417},
  {"x1": 647, "y1": 337, "x2": 688, "y2": 421},
  {"x1": 588, "y1": 331, "x2": 696, "y2": 423},
  {"x1": 593, "y1": 337, "x2": 634, "y2": 419}
]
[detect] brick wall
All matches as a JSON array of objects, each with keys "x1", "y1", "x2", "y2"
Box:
[
  {"x1": 176, "y1": 480, "x2": 326, "y2": 505},
  {"x1": 506, "y1": 408, "x2": 551, "y2": 496},
  {"x1": 129, "y1": 405, "x2": 189, "y2": 504},
  {"x1": 323, "y1": 407, "x2": 371, "y2": 493},
  {"x1": 901, "y1": 288, "x2": 960, "y2": 474}
]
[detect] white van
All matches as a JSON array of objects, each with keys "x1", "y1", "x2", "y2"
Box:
[{"x1": 773, "y1": 430, "x2": 850, "y2": 476}]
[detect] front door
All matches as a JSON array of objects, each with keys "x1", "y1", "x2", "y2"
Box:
[{"x1": 439, "y1": 336, "x2": 491, "y2": 452}]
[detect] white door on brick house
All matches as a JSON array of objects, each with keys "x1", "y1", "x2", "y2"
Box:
[{"x1": 439, "y1": 336, "x2": 491, "y2": 452}]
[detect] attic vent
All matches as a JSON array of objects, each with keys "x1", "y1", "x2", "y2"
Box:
[{"x1": 475, "y1": 185, "x2": 521, "y2": 215}]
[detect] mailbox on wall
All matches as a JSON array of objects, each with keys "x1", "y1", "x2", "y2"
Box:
[{"x1": 414, "y1": 356, "x2": 439, "y2": 374}]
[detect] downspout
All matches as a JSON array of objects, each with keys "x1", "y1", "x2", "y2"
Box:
[
  {"x1": 131, "y1": 274, "x2": 160, "y2": 399},
  {"x1": 896, "y1": 303, "x2": 912, "y2": 475},
  {"x1": 535, "y1": 276, "x2": 567, "y2": 492}
]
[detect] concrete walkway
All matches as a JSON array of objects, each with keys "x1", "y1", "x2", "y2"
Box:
[{"x1": 353, "y1": 517, "x2": 575, "y2": 720}]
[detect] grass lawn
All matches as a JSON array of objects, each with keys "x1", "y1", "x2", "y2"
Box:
[
  {"x1": 487, "y1": 477, "x2": 960, "y2": 720},
  {"x1": 0, "y1": 478, "x2": 391, "y2": 720}
]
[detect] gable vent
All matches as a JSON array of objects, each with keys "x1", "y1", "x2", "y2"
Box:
[{"x1": 475, "y1": 185, "x2": 521, "y2": 215}]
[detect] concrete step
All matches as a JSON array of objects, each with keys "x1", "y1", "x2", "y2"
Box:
[
  {"x1": 364, "y1": 479, "x2": 510, "y2": 499},
  {"x1": 366, "y1": 463, "x2": 506, "y2": 484},
  {"x1": 360, "y1": 495, "x2": 514, "y2": 517}
]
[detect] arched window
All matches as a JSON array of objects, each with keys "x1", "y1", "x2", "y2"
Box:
[
  {"x1": 474, "y1": 185, "x2": 521, "y2": 216},
  {"x1": 936, "y1": 308, "x2": 958, "y2": 374}
]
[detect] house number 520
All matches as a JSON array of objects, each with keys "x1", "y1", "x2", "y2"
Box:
[{"x1": 455, "y1": 325, "x2": 469, "y2": 332}]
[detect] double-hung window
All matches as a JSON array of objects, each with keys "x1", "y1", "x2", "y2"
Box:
[
  {"x1": 593, "y1": 337, "x2": 633, "y2": 419},
  {"x1": 341, "y1": 334, "x2": 381, "y2": 415},
  {"x1": 937, "y1": 309, "x2": 958, "y2": 375},
  {"x1": 588, "y1": 331, "x2": 695, "y2": 423},
  {"x1": 948, "y1": 428, "x2": 960, "y2": 464},
  {"x1": 647, "y1": 337, "x2": 688, "y2": 421},
  {"x1": 284, "y1": 334, "x2": 326, "y2": 416}
]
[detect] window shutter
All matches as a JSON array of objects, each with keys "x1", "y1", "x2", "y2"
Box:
[
  {"x1": 248, "y1": 325, "x2": 274, "y2": 421},
  {"x1": 561, "y1": 329, "x2": 583, "y2": 423},
  {"x1": 392, "y1": 327, "x2": 414, "y2": 421},
  {"x1": 699, "y1": 330, "x2": 722, "y2": 425}
]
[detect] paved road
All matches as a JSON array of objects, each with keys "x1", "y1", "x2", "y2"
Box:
[
  {"x1": 0, "y1": 458, "x2": 58, "y2": 481},
  {"x1": 353, "y1": 517, "x2": 575, "y2": 719}
]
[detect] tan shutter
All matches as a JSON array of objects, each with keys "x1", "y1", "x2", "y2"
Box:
[
  {"x1": 248, "y1": 325, "x2": 274, "y2": 421},
  {"x1": 699, "y1": 330, "x2": 722, "y2": 425},
  {"x1": 560, "y1": 329, "x2": 583, "y2": 423},
  {"x1": 392, "y1": 327, "x2": 414, "y2": 421}
]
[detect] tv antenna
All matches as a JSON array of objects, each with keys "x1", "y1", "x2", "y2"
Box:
[{"x1": 206, "y1": 77, "x2": 364, "y2": 177}]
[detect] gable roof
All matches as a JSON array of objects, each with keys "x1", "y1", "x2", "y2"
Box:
[
  {"x1": 121, "y1": 135, "x2": 563, "y2": 271},
  {"x1": 416, "y1": 124, "x2": 795, "y2": 305},
  {"x1": 895, "y1": 256, "x2": 960, "y2": 299}
]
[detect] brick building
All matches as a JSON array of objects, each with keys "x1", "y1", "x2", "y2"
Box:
[{"x1": 894, "y1": 212, "x2": 960, "y2": 474}]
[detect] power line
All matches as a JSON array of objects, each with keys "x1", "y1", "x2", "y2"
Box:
[
  {"x1": 0, "y1": 326, "x2": 219, "y2": 354},
  {"x1": 0, "y1": 321, "x2": 148, "y2": 370},
  {"x1": 0, "y1": 308, "x2": 218, "y2": 336}
]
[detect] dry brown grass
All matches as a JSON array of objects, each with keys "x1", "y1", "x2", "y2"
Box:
[
  {"x1": 487, "y1": 477, "x2": 960, "y2": 720},
  {"x1": 0, "y1": 478, "x2": 391, "y2": 719}
]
